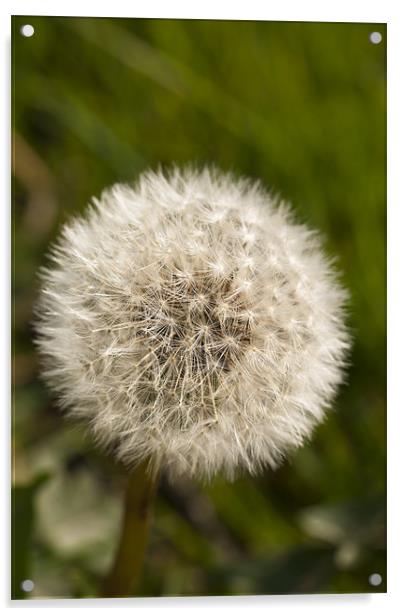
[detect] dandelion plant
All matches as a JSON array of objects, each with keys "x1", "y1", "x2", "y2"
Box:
[{"x1": 35, "y1": 166, "x2": 350, "y2": 596}]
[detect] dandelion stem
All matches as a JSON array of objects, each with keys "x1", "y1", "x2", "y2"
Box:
[{"x1": 101, "y1": 460, "x2": 159, "y2": 597}]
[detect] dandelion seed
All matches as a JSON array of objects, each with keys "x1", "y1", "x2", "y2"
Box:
[{"x1": 34, "y1": 166, "x2": 350, "y2": 481}]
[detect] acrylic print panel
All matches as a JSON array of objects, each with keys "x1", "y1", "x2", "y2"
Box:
[{"x1": 12, "y1": 15, "x2": 386, "y2": 599}]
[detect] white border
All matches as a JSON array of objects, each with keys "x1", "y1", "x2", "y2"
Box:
[
  {"x1": 3, "y1": 1, "x2": 402, "y2": 614},
  {"x1": 3, "y1": 0, "x2": 391, "y2": 22}
]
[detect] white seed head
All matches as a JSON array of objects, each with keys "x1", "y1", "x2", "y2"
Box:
[{"x1": 34, "y1": 166, "x2": 350, "y2": 480}]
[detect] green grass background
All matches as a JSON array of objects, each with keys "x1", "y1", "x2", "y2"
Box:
[{"x1": 12, "y1": 16, "x2": 386, "y2": 598}]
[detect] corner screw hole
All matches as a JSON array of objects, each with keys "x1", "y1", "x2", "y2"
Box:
[
  {"x1": 369, "y1": 32, "x2": 382, "y2": 44},
  {"x1": 20, "y1": 24, "x2": 35, "y2": 38},
  {"x1": 21, "y1": 579, "x2": 34, "y2": 592},
  {"x1": 369, "y1": 573, "x2": 382, "y2": 586}
]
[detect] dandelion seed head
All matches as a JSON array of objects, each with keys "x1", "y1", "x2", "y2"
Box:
[{"x1": 35, "y1": 166, "x2": 350, "y2": 480}]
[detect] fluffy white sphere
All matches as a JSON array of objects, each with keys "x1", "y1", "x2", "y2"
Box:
[{"x1": 35, "y1": 167, "x2": 350, "y2": 480}]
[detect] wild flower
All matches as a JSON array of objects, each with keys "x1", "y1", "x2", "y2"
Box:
[{"x1": 35, "y1": 166, "x2": 350, "y2": 480}]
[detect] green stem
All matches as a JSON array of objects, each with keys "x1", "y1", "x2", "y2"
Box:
[{"x1": 101, "y1": 460, "x2": 159, "y2": 598}]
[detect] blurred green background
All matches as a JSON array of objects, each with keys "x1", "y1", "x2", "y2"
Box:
[{"x1": 12, "y1": 16, "x2": 386, "y2": 598}]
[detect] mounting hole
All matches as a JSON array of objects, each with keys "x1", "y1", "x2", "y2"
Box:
[
  {"x1": 369, "y1": 573, "x2": 382, "y2": 587},
  {"x1": 21, "y1": 579, "x2": 34, "y2": 592},
  {"x1": 20, "y1": 24, "x2": 35, "y2": 38},
  {"x1": 369, "y1": 31, "x2": 382, "y2": 45}
]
